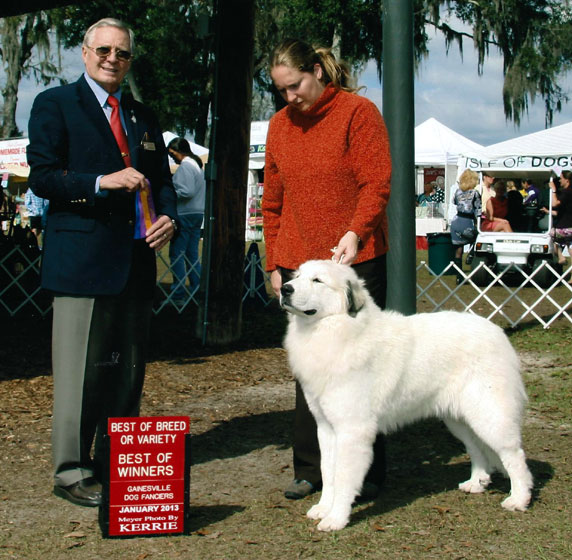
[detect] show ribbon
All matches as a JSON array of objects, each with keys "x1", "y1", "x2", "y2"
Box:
[
  {"x1": 134, "y1": 179, "x2": 158, "y2": 239},
  {"x1": 107, "y1": 94, "x2": 157, "y2": 238}
]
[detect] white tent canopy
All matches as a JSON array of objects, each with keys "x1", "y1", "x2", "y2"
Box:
[
  {"x1": 485, "y1": 120, "x2": 572, "y2": 157},
  {"x1": 249, "y1": 121, "x2": 269, "y2": 170},
  {"x1": 415, "y1": 117, "x2": 484, "y2": 166},
  {"x1": 414, "y1": 118, "x2": 484, "y2": 232},
  {"x1": 457, "y1": 121, "x2": 572, "y2": 179}
]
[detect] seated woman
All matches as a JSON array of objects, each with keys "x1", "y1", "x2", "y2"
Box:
[{"x1": 481, "y1": 180, "x2": 513, "y2": 232}]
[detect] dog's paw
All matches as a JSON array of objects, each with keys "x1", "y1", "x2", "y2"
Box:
[
  {"x1": 501, "y1": 494, "x2": 530, "y2": 512},
  {"x1": 458, "y1": 477, "x2": 489, "y2": 494},
  {"x1": 307, "y1": 504, "x2": 329, "y2": 520},
  {"x1": 317, "y1": 514, "x2": 349, "y2": 532}
]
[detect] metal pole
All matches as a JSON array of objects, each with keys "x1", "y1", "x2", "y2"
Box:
[{"x1": 383, "y1": 0, "x2": 417, "y2": 315}]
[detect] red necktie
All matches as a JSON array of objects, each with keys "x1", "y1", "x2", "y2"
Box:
[
  {"x1": 107, "y1": 95, "x2": 157, "y2": 238},
  {"x1": 107, "y1": 95, "x2": 132, "y2": 167}
]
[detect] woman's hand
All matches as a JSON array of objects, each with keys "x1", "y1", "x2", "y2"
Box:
[
  {"x1": 332, "y1": 231, "x2": 359, "y2": 265},
  {"x1": 270, "y1": 269, "x2": 282, "y2": 298}
]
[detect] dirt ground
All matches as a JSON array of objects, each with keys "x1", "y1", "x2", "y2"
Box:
[
  {"x1": 1, "y1": 303, "x2": 571, "y2": 559},
  {"x1": 0, "y1": 303, "x2": 298, "y2": 559}
]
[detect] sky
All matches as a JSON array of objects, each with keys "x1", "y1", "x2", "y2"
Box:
[
  {"x1": 359, "y1": 26, "x2": 572, "y2": 147},
  {"x1": 5, "y1": 24, "x2": 572, "y2": 148}
]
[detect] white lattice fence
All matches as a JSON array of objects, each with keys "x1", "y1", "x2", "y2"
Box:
[
  {"x1": 2, "y1": 242, "x2": 571, "y2": 328},
  {"x1": 416, "y1": 260, "x2": 572, "y2": 329},
  {"x1": 0, "y1": 245, "x2": 50, "y2": 316}
]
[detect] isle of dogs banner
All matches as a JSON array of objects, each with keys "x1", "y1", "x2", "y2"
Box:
[
  {"x1": 459, "y1": 154, "x2": 572, "y2": 173},
  {"x1": 99, "y1": 416, "x2": 191, "y2": 538}
]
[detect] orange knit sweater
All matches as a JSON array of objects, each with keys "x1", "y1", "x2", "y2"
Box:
[{"x1": 262, "y1": 83, "x2": 391, "y2": 272}]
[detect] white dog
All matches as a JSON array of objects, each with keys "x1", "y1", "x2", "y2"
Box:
[{"x1": 280, "y1": 260, "x2": 533, "y2": 532}]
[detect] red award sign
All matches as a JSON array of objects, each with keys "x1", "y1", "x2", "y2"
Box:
[{"x1": 100, "y1": 416, "x2": 190, "y2": 538}]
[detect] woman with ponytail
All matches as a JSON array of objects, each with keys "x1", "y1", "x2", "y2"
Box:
[{"x1": 262, "y1": 38, "x2": 391, "y2": 501}]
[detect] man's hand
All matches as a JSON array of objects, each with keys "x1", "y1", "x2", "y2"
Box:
[
  {"x1": 146, "y1": 214, "x2": 175, "y2": 251},
  {"x1": 99, "y1": 167, "x2": 148, "y2": 193}
]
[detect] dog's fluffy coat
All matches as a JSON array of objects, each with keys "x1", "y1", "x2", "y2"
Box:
[{"x1": 280, "y1": 260, "x2": 533, "y2": 531}]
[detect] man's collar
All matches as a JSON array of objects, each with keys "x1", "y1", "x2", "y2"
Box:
[{"x1": 84, "y1": 71, "x2": 122, "y2": 107}]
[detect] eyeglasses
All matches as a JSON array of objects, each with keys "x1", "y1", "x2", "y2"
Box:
[{"x1": 86, "y1": 45, "x2": 132, "y2": 62}]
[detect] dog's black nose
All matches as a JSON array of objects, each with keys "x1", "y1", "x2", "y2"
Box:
[{"x1": 281, "y1": 283, "x2": 294, "y2": 296}]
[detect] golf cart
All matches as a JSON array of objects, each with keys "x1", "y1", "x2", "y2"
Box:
[{"x1": 470, "y1": 179, "x2": 560, "y2": 288}]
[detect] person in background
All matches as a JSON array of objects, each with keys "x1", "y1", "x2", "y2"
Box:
[
  {"x1": 449, "y1": 169, "x2": 481, "y2": 284},
  {"x1": 535, "y1": 180, "x2": 553, "y2": 232},
  {"x1": 522, "y1": 178, "x2": 541, "y2": 232},
  {"x1": 262, "y1": 38, "x2": 391, "y2": 502},
  {"x1": 506, "y1": 180, "x2": 524, "y2": 232},
  {"x1": 26, "y1": 18, "x2": 177, "y2": 507},
  {"x1": 478, "y1": 172, "x2": 495, "y2": 212},
  {"x1": 522, "y1": 178, "x2": 540, "y2": 206},
  {"x1": 433, "y1": 178, "x2": 445, "y2": 204},
  {"x1": 24, "y1": 188, "x2": 49, "y2": 246},
  {"x1": 167, "y1": 137, "x2": 206, "y2": 304},
  {"x1": 481, "y1": 180, "x2": 513, "y2": 232},
  {"x1": 417, "y1": 182, "x2": 436, "y2": 206},
  {"x1": 547, "y1": 170, "x2": 572, "y2": 278}
]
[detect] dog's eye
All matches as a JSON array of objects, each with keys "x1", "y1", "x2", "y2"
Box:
[{"x1": 313, "y1": 278, "x2": 323, "y2": 283}]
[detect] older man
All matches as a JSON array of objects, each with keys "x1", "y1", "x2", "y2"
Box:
[{"x1": 27, "y1": 18, "x2": 177, "y2": 507}]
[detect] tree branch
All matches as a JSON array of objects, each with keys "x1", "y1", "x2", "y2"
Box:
[{"x1": 424, "y1": 18, "x2": 501, "y2": 49}]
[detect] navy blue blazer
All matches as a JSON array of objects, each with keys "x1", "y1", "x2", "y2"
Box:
[{"x1": 27, "y1": 76, "x2": 177, "y2": 296}]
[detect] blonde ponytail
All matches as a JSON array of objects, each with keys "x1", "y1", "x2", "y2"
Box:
[
  {"x1": 315, "y1": 47, "x2": 358, "y2": 93},
  {"x1": 270, "y1": 39, "x2": 360, "y2": 94}
]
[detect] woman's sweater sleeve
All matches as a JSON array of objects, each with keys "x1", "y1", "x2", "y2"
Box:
[
  {"x1": 346, "y1": 101, "x2": 392, "y2": 244},
  {"x1": 261, "y1": 144, "x2": 283, "y2": 272}
]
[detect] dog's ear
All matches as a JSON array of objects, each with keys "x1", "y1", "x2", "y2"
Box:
[{"x1": 346, "y1": 279, "x2": 366, "y2": 317}]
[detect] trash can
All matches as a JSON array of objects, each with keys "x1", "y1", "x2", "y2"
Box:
[{"x1": 427, "y1": 232, "x2": 455, "y2": 275}]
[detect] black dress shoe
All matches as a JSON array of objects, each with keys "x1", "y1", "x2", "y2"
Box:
[
  {"x1": 54, "y1": 477, "x2": 102, "y2": 507},
  {"x1": 354, "y1": 481, "x2": 381, "y2": 503},
  {"x1": 284, "y1": 479, "x2": 318, "y2": 500}
]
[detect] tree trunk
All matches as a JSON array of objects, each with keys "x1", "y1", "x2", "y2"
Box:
[
  {"x1": 197, "y1": 0, "x2": 255, "y2": 345},
  {"x1": 0, "y1": 16, "x2": 32, "y2": 138},
  {"x1": 1, "y1": 13, "x2": 56, "y2": 138}
]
